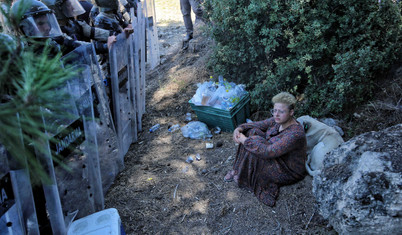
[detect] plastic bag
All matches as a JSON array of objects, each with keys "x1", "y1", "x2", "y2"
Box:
[
  {"x1": 190, "y1": 78, "x2": 248, "y2": 110},
  {"x1": 209, "y1": 85, "x2": 226, "y2": 108},
  {"x1": 191, "y1": 81, "x2": 214, "y2": 105},
  {"x1": 234, "y1": 84, "x2": 247, "y2": 98},
  {"x1": 202, "y1": 84, "x2": 217, "y2": 106},
  {"x1": 181, "y1": 121, "x2": 212, "y2": 139}
]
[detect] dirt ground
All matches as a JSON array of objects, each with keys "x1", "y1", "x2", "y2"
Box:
[
  {"x1": 104, "y1": 41, "x2": 336, "y2": 234},
  {"x1": 104, "y1": 1, "x2": 401, "y2": 234},
  {"x1": 104, "y1": 2, "x2": 336, "y2": 234}
]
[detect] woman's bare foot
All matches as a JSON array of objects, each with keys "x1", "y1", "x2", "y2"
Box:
[
  {"x1": 233, "y1": 174, "x2": 239, "y2": 184},
  {"x1": 224, "y1": 170, "x2": 235, "y2": 182}
]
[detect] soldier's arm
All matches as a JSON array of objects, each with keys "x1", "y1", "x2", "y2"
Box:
[{"x1": 76, "y1": 20, "x2": 113, "y2": 42}]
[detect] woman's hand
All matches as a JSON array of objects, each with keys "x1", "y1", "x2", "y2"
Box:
[
  {"x1": 233, "y1": 127, "x2": 244, "y2": 144},
  {"x1": 237, "y1": 133, "x2": 247, "y2": 145},
  {"x1": 124, "y1": 24, "x2": 134, "y2": 37}
]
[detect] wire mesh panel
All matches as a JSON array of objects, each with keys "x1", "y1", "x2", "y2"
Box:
[{"x1": 109, "y1": 33, "x2": 135, "y2": 156}]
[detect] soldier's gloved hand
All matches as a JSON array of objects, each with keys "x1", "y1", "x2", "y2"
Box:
[
  {"x1": 63, "y1": 20, "x2": 81, "y2": 37},
  {"x1": 123, "y1": 24, "x2": 134, "y2": 37},
  {"x1": 107, "y1": 35, "x2": 117, "y2": 49}
]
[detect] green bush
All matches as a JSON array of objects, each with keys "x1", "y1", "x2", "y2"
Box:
[{"x1": 204, "y1": 0, "x2": 402, "y2": 116}]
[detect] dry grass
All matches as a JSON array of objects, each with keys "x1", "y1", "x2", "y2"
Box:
[{"x1": 155, "y1": 0, "x2": 185, "y2": 25}]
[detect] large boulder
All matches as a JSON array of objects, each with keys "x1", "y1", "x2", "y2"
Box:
[{"x1": 313, "y1": 124, "x2": 402, "y2": 234}]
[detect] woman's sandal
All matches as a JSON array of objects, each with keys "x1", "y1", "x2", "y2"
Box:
[{"x1": 224, "y1": 170, "x2": 235, "y2": 182}]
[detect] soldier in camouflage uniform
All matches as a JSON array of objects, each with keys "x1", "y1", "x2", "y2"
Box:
[{"x1": 41, "y1": 0, "x2": 117, "y2": 54}]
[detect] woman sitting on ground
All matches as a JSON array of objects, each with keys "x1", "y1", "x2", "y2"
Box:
[{"x1": 225, "y1": 92, "x2": 307, "y2": 207}]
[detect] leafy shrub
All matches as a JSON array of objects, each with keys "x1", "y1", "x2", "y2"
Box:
[{"x1": 204, "y1": 0, "x2": 401, "y2": 116}]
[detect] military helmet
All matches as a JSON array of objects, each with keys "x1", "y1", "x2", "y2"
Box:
[
  {"x1": 41, "y1": 0, "x2": 85, "y2": 20},
  {"x1": 11, "y1": 0, "x2": 62, "y2": 38},
  {"x1": 93, "y1": 0, "x2": 119, "y2": 12},
  {"x1": 40, "y1": 0, "x2": 64, "y2": 20},
  {"x1": 89, "y1": 5, "x2": 99, "y2": 21}
]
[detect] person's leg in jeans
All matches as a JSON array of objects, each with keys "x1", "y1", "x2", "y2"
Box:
[
  {"x1": 180, "y1": 0, "x2": 193, "y2": 41},
  {"x1": 189, "y1": 0, "x2": 204, "y2": 23},
  {"x1": 190, "y1": 0, "x2": 204, "y2": 21}
]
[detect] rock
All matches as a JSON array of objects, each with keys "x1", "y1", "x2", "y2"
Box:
[
  {"x1": 319, "y1": 118, "x2": 338, "y2": 127},
  {"x1": 188, "y1": 39, "x2": 202, "y2": 53},
  {"x1": 333, "y1": 125, "x2": 345, "y2": 137},
  {"x1": 313, "y1": 124, "x2": 402, "y2": 235},
  {"x1": 320, "y1": 118, "x2": 345, "y2": 136}
]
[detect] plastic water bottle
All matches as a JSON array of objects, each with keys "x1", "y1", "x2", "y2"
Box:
[
  {"x1": 149, "y1": 124, "x2": 160, "y2": 133},
  {"x1": 214, "y1": 127, "x2": 221, "y2": 134},
  {"x1": 195, "y1": 154, "x2": 201, "y2": 161},
  {"x1": 168, "y1": 124, "x2": 180, "y2": 132},
  {"x1": 218, "y1": 75, "x2": 224, "y2": 85},
  {"x1": 186, "y1": 156, "x2": 194, "y2": 163},
  {"x1": 185, "y1": 113, "x2": 192, "y2": 121}
]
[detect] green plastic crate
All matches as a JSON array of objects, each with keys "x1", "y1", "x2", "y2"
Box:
[{"x1": 189, "y1": 94, "x2": 250, "y2": 132}]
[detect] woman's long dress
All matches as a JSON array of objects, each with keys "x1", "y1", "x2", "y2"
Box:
[{"x1": 233, "y1": 117, "x2": 307, "y2": 206}]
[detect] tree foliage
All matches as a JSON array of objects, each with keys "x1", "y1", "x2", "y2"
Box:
[
  {"x1": 1, "y1": 0, "x2": 76, "y2": 183},
  {"x1": 204, "y1": 0, "x2": 402, "y2": 116}
]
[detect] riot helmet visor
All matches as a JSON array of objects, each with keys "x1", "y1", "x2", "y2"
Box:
[
  {"x1": 61, "y1": 0, "x2": 85, "y2": 18},
  {"x1": 20, "y1": 12, "x2": 62, "y2": 38}
]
